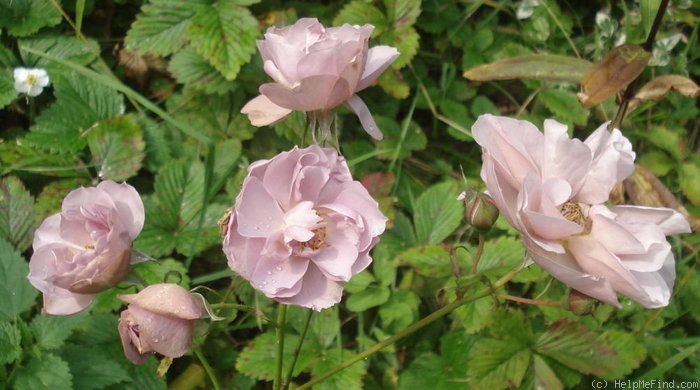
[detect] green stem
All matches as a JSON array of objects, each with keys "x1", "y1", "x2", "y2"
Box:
[
  {"x1": 194, "y1": 348, "x2": 221, "y2": 390},
  {"x1": 274, "y1": 304, "x2": 288, "y2": 390},
  {"x1": 209, "y1": 303, "x2": 276, "y2": 326},
  {"x1": 284, "y1": 309, "x2": 313, "y2": 390},
  {"x1": 470, "y1": 234, "x2": 486, "y2": 275},
  {"x1": 297, "y1": 265, "x2": 522, "y2": 390}
]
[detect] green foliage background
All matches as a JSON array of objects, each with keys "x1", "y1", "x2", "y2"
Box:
[{"x1": 0, "y1": 0, "x2": 698, "y2": 389}]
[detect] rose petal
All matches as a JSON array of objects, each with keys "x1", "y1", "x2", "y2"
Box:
[
  {"x1": 241, "y1": 95, "x2": 293, "y2": 126},
  {"x1": 345, "y1": 94, "x2": 383, "y2": 140}
]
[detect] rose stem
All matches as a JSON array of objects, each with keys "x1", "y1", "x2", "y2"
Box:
[
  {"x1": 274, "y1": 304, "x2": 288, "y2": 390},
  {"x1": 284, "y1": 309, "x2": 313, "y2": 390}
]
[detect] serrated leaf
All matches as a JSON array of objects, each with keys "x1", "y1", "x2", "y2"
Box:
[
  {"x1": 377, "y1": 68, "x2": 410, "y2": 99},
  {"x1": 0, "y1": 70, "x2": 17, "y2": 109},
  {"x1": 87, "y1": 114, "x2": 145, "y2": 181},
  {"x1": 598, "y1": 330, "x2": 646, "y2": 378},
  {"x1": 151, "y1": 160, "x2": 205, "y2": 229},
  {"x1": 0, "y1": 176, "x2": 35, "y2": 252},
  {"x1": 468, "y1": 339, "x2": 531, "y2": 390},
  {"x1": 538, "y1": 89, "x2": 589, "y2": 126},
  {"x1": 476, "y1": 236, "x2": 526, "y2": 274},
  {"x1": 400, "y1": 331, "x2": 474, "y2": 390},
  {"x1": 133, "y1": 259, "x2": 191, "y2": 287},
  {"x1": 378, "y1": 290, "x2": 419, "y2": 333},
  {"x1": 211, "y1": 139, "x2": 242, "y2": 196},
  {"x1": 175, "y1": 202, "x2": 228, "y2": 256},
  {"x1": 388, "y1": 0, "x2": 422, "y2": 27},
  {"x1": 346, "y1": 285, "x2": 391, "y2": 312},
  {"x1": 120, "y1": 357, "x2": 167, "y2": 390},
  {"x1": 375, "y1": 116, "x2": 426, "y2": 160},
  {"x1": 679, "y1": 162, "x2": 700, "y2": 205},
  {"x1": 0, "y1": 0, "x2": 61, "y2": 37},
  {"x1": 236, "y1": 331, "x2": 320, "y2": 381},
  {"x1": 397, "y1": 244, "x2": 451, "y2": 278},
  {"x1": 381, "y1": 26, "x2": 419, "y2": 69},
  {"x1": 187, "y1": 2, "x2": 258, "y2": 80},
  {"x1": 0, "y1": 237, "x2": 38, "y2": 320},
  {"x1": 533, "y1": 355, "x2": 564, "y2": 390},
  {"x1": 464, "y1": 54, "x2": 592, "y2": 83},
  {"x1": 168, "y1": 91, "x2": 257, "y2": 141},
  {"x1": 60, "y1": 343, "x2": 131, "y2": 390},
  {"x1": 333, "y1": 1, "x2": 388, "y2": 36},
  {"x1": 0, "y1": 320, "x2": 22, "y2": 364},
  {"x1": 27, "y1": 73, "x2": 124, "y2": 153},
  {"x1": 168, "y1": 46, "x2": 237, "y2": 94},
  {"x1": 311, "y1": 349, "x2": 367, "y2": 390},
  {"x1": 70, "y1": 312, "x2": 120, "y2": 346},
  {"x1": 125, "y1": 0, "x2": 206, "y2": 56},
  {"x1": 452, "y1": 284, "x2": 493, "y2": 334},
  {"x1": 414, "y1": 181, "x2": 463, "y2": 245},
  {"x1": 30, "y1": 314, "x2": 84, "y2": 350},
  {"x1": 19, "y1": 35, "x2": 100, "y2": 71},
  {"x1": 13, "y1": 353, "x2": 72, "y2": 390},
  {"x1": 133, "y1": 225, "x2": 178, "y2": 258}
]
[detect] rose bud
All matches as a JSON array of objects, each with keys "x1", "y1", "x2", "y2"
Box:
[
  {"x1": 28, "y1": 180, "x2": 144, "y2": 315},
  {"x1": 567, "y1": 289, "x2": 598, "y2": 315},
  {"x1": 118, "y1": 284, "x2": 203, "y2": 364},
  {"x1": 464, "y1": 191, "x2": 500, "y2": 231}
]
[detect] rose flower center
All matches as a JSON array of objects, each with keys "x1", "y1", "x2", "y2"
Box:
[{"x1": 560, "y1": 201, "x2": 588, "y2": 227}]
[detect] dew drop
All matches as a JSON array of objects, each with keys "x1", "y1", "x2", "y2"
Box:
[
  {"x1": 275, "y1": 266, "x2": 283, "y2": 272},
  {"x1": 266, "y1": 271, "x2": 272, "y2": 275}
]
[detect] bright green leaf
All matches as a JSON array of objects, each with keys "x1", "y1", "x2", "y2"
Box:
[
  {"x1": 533, "y1": 355, "x2": 564, "y2": 390},
  {"x1": 0, "y1": 320, "x2": 22, "y2": 364},
  {"x1": 311, "y1": 348, "x2": 367, "y2": 390},
  {"x1": 125, "y1": 0, "x2": 206, "y2": 56},
  {"x1": 87, "y1": 114, "x2": 145, "y2": 181},
  {"x1": 397, "y1": 244, "x2": 452, "y2": 278},
  {"x1": 236, "y1": 331, "x2": 320, "y2": 381},
  {"x1": 538, "y1": 89, "x2": 589, "y2": 126},
  {"x1": 414, "y1": 181, "x2": 463, "y2": 245},
  {"x1": 188, "y1": 1, "x2": 258, "y2": 80},
  {"x1": 346, "y1": 285, "x2": 391, "y2": 312},
  {"x1": 0, "y1": 0, "x2": 61, "y2": 37},
  {"x1": 13, "y1": 353, "x2": 73, "y2": 390},
  {"x1": 30, "y1": 314, "x2": 84, "y2": 350},
  {"x1": 333, "y1": 1, "x2": 387, "y2": 36},
  {"x1": 0, "y1": 237, "x2": 38, "y2": 320},
  {"x1": 381, "y1": 26, "x2": 419, "y2": 69},
  {"x1": 679, "y1": 162, "x2": 700, "y2": 205},
  {"x1": 169, "y1": 47, "x2": 238, "y2": 94},
  {"x1": 0, "y1": 176, "x2": 35, "y2": 252}
]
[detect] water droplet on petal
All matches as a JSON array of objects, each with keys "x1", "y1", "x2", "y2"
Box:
[{"x1": 275, "y1": 266, "x2": 283, "y2": 272}]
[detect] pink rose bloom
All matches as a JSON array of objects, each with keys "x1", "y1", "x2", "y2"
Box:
[
  {"x1": 241, "y1": 18, "x2": 399, "y2": 140},
  {"x1": 472, "y1": 114, "x2": 691, "y2": 308},
  {"x1": 118, "y1": 283, "x2": 203, "y2": 364},
  {"x1": 28, "y1": 181, "x2": 145, "y2": 315},
  {"x1": 222, "y1": 145, "x2": 387, "y2": 310}
]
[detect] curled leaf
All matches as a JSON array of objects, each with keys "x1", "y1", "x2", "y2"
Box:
[
  {"x1": 463, "y1": 54, "x2": 592, "y2": 84},
  {"x1": 629, "y1": 75, "x2": 700, "y2": 111},
  {"x1": 578, "y1": 44, "x2": 651, "y2": 108}
]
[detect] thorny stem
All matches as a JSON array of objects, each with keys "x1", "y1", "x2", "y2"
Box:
[
  {"x1": 297, "y1": 265, "x2": 522, "y2": 390},
  {"x1": 194, "y1": 348, "x2": 221, "y2": 390},
  {"x1": 274, "y1": 304, "x2": 288, "y2": 390},
  {"x1": 610, "y1": 0, "x2": 669, "y2": 130}
]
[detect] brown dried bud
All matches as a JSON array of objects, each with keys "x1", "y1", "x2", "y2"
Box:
[{"x1": 567, "y1": 289, "x2": 598, "y2": 315}]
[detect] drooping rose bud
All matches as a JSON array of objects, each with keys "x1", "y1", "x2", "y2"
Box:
[
  {"x1": 118, "y1": 284, "x2": 203, "y2": 364},
  {"x1": 464, "y1": 192, "x2": 500, "y2": 231},
  {"x1": 28, "y1": 180, "x2": 145, "y2": 315},
  {"x1": 567, "y1": 289, "x2": 598, "y2": 315}
]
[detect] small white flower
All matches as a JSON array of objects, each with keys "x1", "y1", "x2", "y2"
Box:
[{"x1": 13, "y1": 67, "x2": 50, "y2": 97}]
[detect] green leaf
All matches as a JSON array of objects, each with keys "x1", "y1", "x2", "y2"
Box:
[
  {"x1": 679, "y1": 162, "x2": 700, "y2": 205},
  {"x1": 378, "y1": 290, "x2": 420, "y2": 334},
  {"x1": 376, "y1": 116, "x2": 427, "y2": 159},
  {"x1": 120, "y1": 357, "x2": 167, "y2": 390},
  {"x1": 187, "y1": 1, "x2": 258, "y2": 80},
  {"x1": 211, "y1": 139, "x2": 242, "y2": 196},
  {"x1": 452, "y1": 288, "x2": 493, "y2": 334},
  {"x1": 134, "y1": 259, "x2": 191, "y2": 287},
  {"x1": 30, "y1": 314, "x2": 84, "y2": 350},
  {"x1": 387, "y1": 0, "x2": 422, "y2": 27},
  {"x1": 60, "y1": 343, "x2": 131, "y2": 390},
  {"x1": 0, "y1": 176, "x2": 35, "y2": 252},
  {"x1": 414, "y1": 181, "x2": 463, "y2": 245},
  {"x1": 475, "y1": 236, "x2": 526, "y2": 274},
  {"x1": 345, "y1": 285, "x2": 391, "y2": 312},
  {"x1": 0, "y1": 237, "x2": 38, "y2": 320},
  {"x1": 0, "y1": 0, "x2": 61, "y2": 37},
  {"x1": 463, "y1": 54, "x2": 592, "y2": 83},
  {"x1": 133, "y1": 225, "x2": 178, "y2": 258},
  {"x1": 378, "y1": 68, "x2": 410, "y2": 99},
  {"x1": 468, "y1": 339, "x2": 531, "y2": 390},
  {"x1": 333, "y1": 1, "x2": 388, "y2": 36},
  {"x1": 13, "y1": 353, "x2": 72, "y2": 390},
  {"x1": 311, "y1": 349, "x2": 367, "y2": 390},
  {"x1": 0, "y1": 320, "x2": 22, "y2": 364},
  {"x1": 381, "y1": 26, "x2": 419, "y2": 69},
  {"x1": 538, "y1": 89, "x2": 589, "y2": 126},
  {"x1": 87, "y1": 114, "x2": 145, "y2": 181},
  {"x1": 0, "y1": 69, "x2": 17, "y2": 109},
  {"x1": 236, "y1": 331, "x2": 320, "y2": 381},
  {"x1": 168, "y1": 46, "x2": 238, "y2": 94},
  {"x1": 26, "y1": 73, "x2": 124, "y2": 153},
  {"x1": 19, "y1": 35, "x2": 100, "y2": 71},
  {"x1": 125, "y1": 0, "x2": 206, "y2": 56},
  {"x1": 533, "y1": 355, "x2": 564, "y2": 390},
  {"x1": 397, "y1": 245, "x2": 452, "y2": 278},
  {"x1": 400, "y1": 331, "x2": 476, "y2": 390}
]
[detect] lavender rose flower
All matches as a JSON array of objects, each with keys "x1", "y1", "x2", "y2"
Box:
[
  {"x1": 241, "y1": 18, "x2": 399, "y2": 140},
  {"x1": 28, "y1": 181, "x2": 144, "y2": 315},
  {"x1": 472, "y1": 114, "x2": 691, "y2": 308},
  {"x1": 222, "y1": 145, "x2": 387, "y2": 311},
  {"x1": 118, "y1": 283, "x2": 203, "y2": 364}
]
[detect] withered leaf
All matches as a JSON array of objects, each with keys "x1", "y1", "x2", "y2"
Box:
[{"x1": 629, "y1": 75, "x2": 700, "y2": 111}]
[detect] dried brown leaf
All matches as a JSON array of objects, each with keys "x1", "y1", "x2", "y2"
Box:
[{"x1": 629, "y1": 75, "x2": 700, "y2": 111}]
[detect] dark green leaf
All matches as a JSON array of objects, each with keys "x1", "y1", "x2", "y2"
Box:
[
  {"x1": 397, "y1": 244, "x2": 452, "y2": 278},
  {"x1": 0, "y1": 176, "x2": 35, "y2": 252},
  {"x1": 169, "y1": 46, "x2": 238, "y2": 94},
  {"x1": 0, "y1": 70, "x2": 17, "y2": 109},
  {"x1": 0, "y1": 237, "x2": 38, "y2": 320},
  {"x1": 30, "y1": 314, "x2": 84, "y2": 350},
  {"x1": 87, "y1": 114, "x2": 145, "y2": 181},
  {"x1": 60, "y1": 344, "x2": 131, "y2": 390},
  {"x1": 378, "y1": 290, "x2": 420, "y2": 333},
  {"x1": 0, "y1": 320, "x2": 22, "y2": 364},
  {"x1": 345, "y1": 285, "x2": 391, "y2": 312},
  {"x1": 0, "y1": 0, "x2": 61, "y2": 37},
  {"x1": 236, "y1": 331, "x2": 320, "y2": 381},
  {"x1": 414, "y1": 181, "x2": 463, "y2": 245},
  {"x1": 19, "y1": 35, "x2": 100, "y2": 70},
  {"x1": 13, "y1": 353, "x2": 72, "y2": 390},
  {"x1": 188, "y1": 2, "x2": 258, "y2": 80},
  {"x1": 311, "y1": 348, "x2": 367, "y2": 390},
  {"x1": 133, "y1": 259, "x2": 191, "y2": 287}
]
